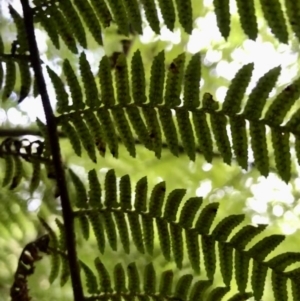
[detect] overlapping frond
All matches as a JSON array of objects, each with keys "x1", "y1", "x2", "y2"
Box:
[
  {"x1": 65, "y1": 169, "x2": 300, "y2": 300},
  {"x1": 52, "y1": 50, "x2": 300, "y2": 182}
]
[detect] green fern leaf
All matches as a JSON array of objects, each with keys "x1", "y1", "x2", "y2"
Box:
[
  {"x1": 126, "y1": 107, "x2": 153, "y2": 150},
  {"x1": 112, "y1": 107, "x2": 136, "y2": 157},
  {"x1": 119, "y1": 174, "x2": 132, "y2": 210},
  {"x1": 115, "y1": 53, "x2": 130, "y2": 105},
  {"x1": 227, "y1": 292, "x2": 253, "y2": 301},
  {"x1": 291, "y1": 278, "x2": 300, "y2": 301},
  {"x1": 18, "y1": 61, "x2": 31, "y2": 103},
  {"x1": 164, "y1": 53, "x2": 185, "y2": 107},
  {"x1": 158, "y1": 107, "x2": 179, "y2": 156},
  {"x1": 84, "y1": 111, "x2": 106, "y2": 157},
  {"x1": 104, "y1": 169, "x2": 118, "y2": 208},
  {"x1": 71, "y1": 114, "x2": 97, "y2": 162},
  {"x1": 2, "y1": 60, "x2": 16, "y2": 100},
  {"x1": 185, "y1": 229, "x2": 200, "y2": 274},
  {"x1": 134, "y1": 176, "x2": 148, "y2": 212},
  {"x1": 259, "y1": 0, "x2": 288, "y2": 43},
  {"x1": 95, "y1": 258, "x2": 112, "y2": 292},
  {"x1": 90, "y1": 0, "x2": 112, "y2": 28},
  {"x1": 195, "y1": 203, "x2": 219, "y2": 235},
  {"x1": 2, "y1": 155, "x2": 14, "y2": 187},
  {"x1": 230, "y1": 224, "x2": 267, "y2": 249},
  {"x1": 114, "y1": 263, "x2": 126, "y2": 292},
  {"x1": 60, "y1": 255, "x2": 70, "y2": 287},
  {"x1": 284, "y1": 0, "x2": 300, "y2": 41},
  {"x1": 62, "y1": 59, "x2": 85, "y2": 110},
  {"x1": 267, "y1": 252, "x2": 300, "y2": 270},
  {"x1": 218, "y1": 242, "x2": 233, "y2": 286},
  {"x1": 98, "y1": 55, "x2": 116, "y2": 106},
  {"x1": 131, "y1": 50, "x2": 147, "y2": 104},
  {"x1": 69, "y1": 168, "x2": 88, "y2": 208},
  {"x1": 202, "y1": 235, "x2": 216, "y2": 280},
  {"x1": 49, "y1": 250, "x2": 61, "y2": 284},
  {"x1": 271, "y1": 129, "x2": 291, "y2": 182},
  {"x1": 223, "y1": 63, "x2": 254, "y2": 114},
  {"x1": 156, "y1": 218, "x2": 171, "y2": 260},
  {"x1": 80, "y1": 260, "x2": 99, "y2": 294},
  {"x1": 79, "y1": 52, "x2": 100, "y2": 108},
  {"x1": 177, "y1": 110, "x2": 196, "y2": 161},
  {"x1": 159, "y1": 270, "x2": 173, "y2": 296},
  {"x1": 127, "y1": 211, "x2": 145, "y2": 253},
  {"x1": 271, "y1": 271, "x2": 288, "y2": 301},
  {"x1": 236, "y1": 0, "x2": 258, "y2": 40},
  {"x1": 189, "y1": 280, "x2": 212, "y2": 301},
  {"x1": 156, "y1": 0, "x2": 176, "y2": 31},
  {"x1": 174, "y1": 0, "x2": 193, "y2": 33},
  {"x1": 88, "y1": 169, "x2": 102, "y2": 208},
  {"x1": 192, "y1": 111, "x2": 213, "y2": 162},
  {"x1": 55, "y1": 218, "x2": 66, "y2": 250},
  {"x1": 243, "y1": 66, "x2": 281, "y2": 119},
  {"x1": 210, "y1": 112, "x2": 232, "y2": 164},
  {"x1": 73, "y1": 0, "x2": 103, "y2": 45},
  {"x1": 114, "y1": 210, "x2": 130, "y2": 253},
  {"x1": 142, "y1": 214, "x2": 154, "y2": 255},
  {"x1": 173, "y1": 274, "x2": 193, "y2": 300},
  {"x1": 163, "y1": 189, "x2": 186, "y2": 222},
  {"x1": 97, "y1": 108, "x2": 119, "y2": 157},
  {"x1": 0, "y1": 36, "x2": 3, "y2": 89},
  {"x1": 143, "y1": 263, "x2": 156, "y2": 294},
  {"x1": 249, "y1": 122, "x2": 269, "y2": 177},
  {"x1": 142, "y1": 107, "x2": 162, "y2": 158},
  {"x1": 235, "y1": 249, "x2": 250, "y2": 293},
  {"x1": 206, "y1": 286, "x2": 229, "y2": 301},
  {"x1": 127, "y1": 262, "x2": 141, "y2": 293},
  {"x1": 264, "y1": 77, "x2": 300, "y2": 125},
  {"x1": 10, "y1": 155, "x2": 23, "y2": 189},
  {"x1": 34, "y1": 8, "x2": 60, "y2": 49},
  {"x1": 123, "y1": 0, "x2": 143, "y2": 34},
  {"x1": 211, "y1": 214, "x2": 245, "y2": 241},
  {"x1": 102, "y1": 210, "x2": 118, "y2": 250},
  {"x1": 57, "y1": 0, "x2": 87, "y2": 48},
  {"x1": 9, "y1": 6, "x2": 28, "y2": 52},
  {"x1": 47, "y1": 66, "x2": 69, "y2": 114},
  {"x1": 183, "y1": 53, "x2": 201, "y2": 109},
  {"x1": 78, "y1": 215, "x2": 90, "y2": 240},
  {"x1": 60, "y1": 117, "x2": 82, "y2": 156},
  {"x1": 36, "y1": 118, "x2": 51, "y2": 157},
  {"x1": 88, "y1": 211, "x2": 106, "y2": 253},
  {"x1": 230, "y1": 116, "x2": 248, "y2": 170},
  {"x1": 47, "y1": 5, "x2": 78, "y2": 53},
  {"x1": 149, "y1": 181, "x2": 166, "y2": 217},
  {"x1": 251, "y1": 261, "x2": 267, "y2": 300},
  {"x1": 179, "y1": 197, "x2": 202, "y2": 228},
  {"x1": 149, "y1": 51, "x2": 165, "y2": 105},
  {"x1": 213, "y1": 0, "x2": 230, "y2": 39},
  {"x1": 248, "y1": 234, "x2": 285, "y2": 261},
  {"x1": 106, "y1": 0, "x2": 129, "y2": 35},
  {"x1": 170, "y1": 223, "x2": 184, "y2": 268},
  {"x1": 140, "y1": 0, "x2": 160, "y2": 33}
]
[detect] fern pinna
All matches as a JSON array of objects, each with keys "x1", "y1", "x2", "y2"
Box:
[{"x1": 33, "y1": 170, "x2": 300, "y2": 301}]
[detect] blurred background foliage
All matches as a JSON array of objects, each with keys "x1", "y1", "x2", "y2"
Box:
[{"x1": 1, "y1": 0, "x2": 300, "y2": 300}]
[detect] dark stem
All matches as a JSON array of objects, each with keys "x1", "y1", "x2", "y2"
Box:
[{"x1": 19, "y1": 1, "x2": 84, "y2": 300}]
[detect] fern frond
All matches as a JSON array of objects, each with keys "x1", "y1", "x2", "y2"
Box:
[
  {"x1": 73, "y1": 0, "x2": 103, "y2": 46},
  {"x1": 259, "y1": 0, "x2": 288, "y2": 43},
  {"x1": 284, "y1": 0, "x2": 300, "y2": 41},
  {"x1": 62, "y1": 59, "x2": 85, "y2": 110},
  {"x1": 213, "y1": 0, "x2": 230, "y2": 39},
  {"x1": 57, "y1": 0, "x2": 87, "y2": 48},
  {"x1": 140, "y1": 0, "x2": 160, "y2": 33},
  {"x1": 79, "y1": 52, "x2": 100, "y2": 108},
  {"x1": 2, "y1": 59, "x2": 16, "y2": 100},
  {"x1": 123, "y1": 0, "x2": 143, "y2": 34},
  {"x1": 95, "y1": 258, "x2": 112, "y2": 292},
  {"x1": 80, "y1": 260, "x2": 99, "y2": 294},
  {"x1": 156, "y1": 0, "x2": 176, "y2": 31},
  {"x1": 90, "y1": 0, "x2": 112, "y2": 28}
]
